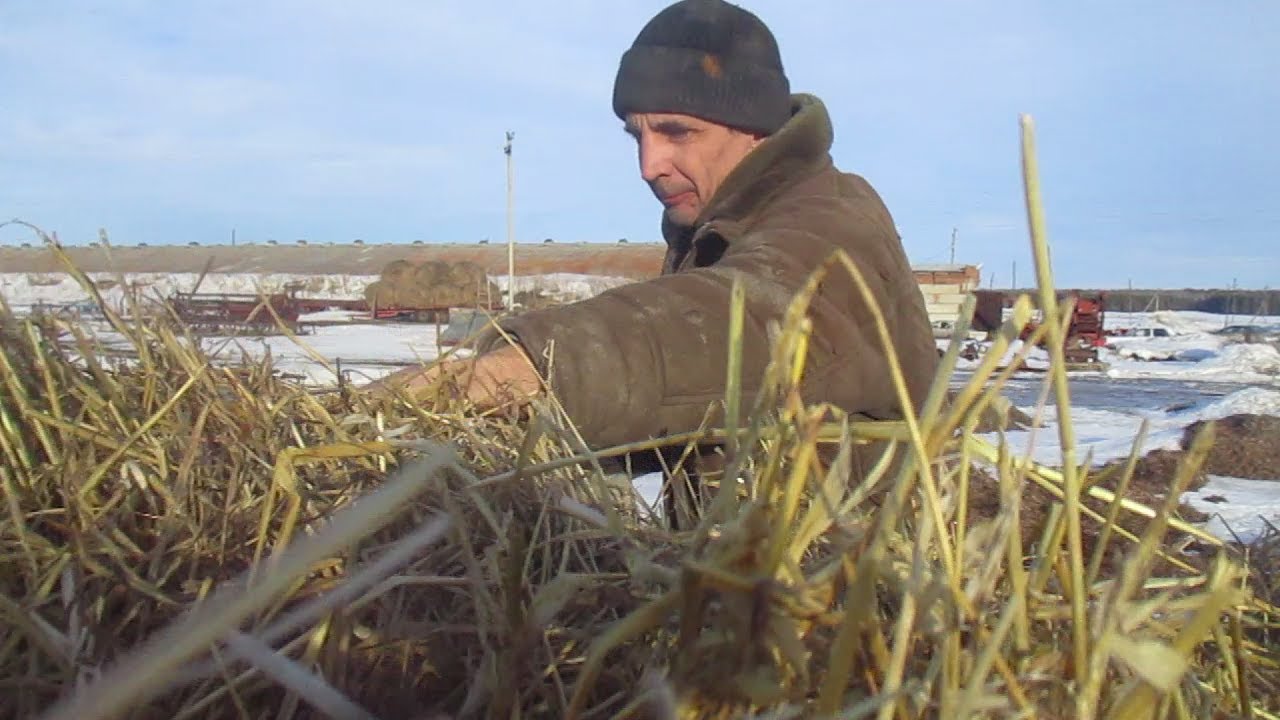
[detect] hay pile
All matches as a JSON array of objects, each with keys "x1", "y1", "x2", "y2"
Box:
[
  {"x1": 3, "y1": 118, "x2": 1279, "y2": 719},
  {"x1": 363, "y1": 259, "x2": 500, "y2": 310}
]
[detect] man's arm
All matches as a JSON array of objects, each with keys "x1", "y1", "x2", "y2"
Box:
[
  {"x1": 476, "y1": 228, "x2": 892, "y2": 449},
  {"x1": 365, "y1": 344, "x2": 542, "y2": 412}
]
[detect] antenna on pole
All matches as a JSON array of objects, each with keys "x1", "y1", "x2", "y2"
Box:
[
  {"x1": 504, "y1": 131, "x2": 516, "y2": 312},
  {"x1": 949, "y1": 227, "x2": 957, "y2": 264}
]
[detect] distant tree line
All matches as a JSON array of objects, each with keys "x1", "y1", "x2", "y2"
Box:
[{"x1": 1001, "y1": 289, "x2": 1280, "y2": 316}]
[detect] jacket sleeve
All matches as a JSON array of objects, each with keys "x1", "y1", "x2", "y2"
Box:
[{"x1": 476, "y1": 228, "x2": 892, "y2": 449}]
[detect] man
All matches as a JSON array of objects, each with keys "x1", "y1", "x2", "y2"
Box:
[{"x1": 377, "y1": 0, "x2": 938, "y2": 502}]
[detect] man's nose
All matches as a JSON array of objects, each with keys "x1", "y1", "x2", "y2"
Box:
[{"x1": 638, "y1": 137, "x2": 668, "y2": 184}]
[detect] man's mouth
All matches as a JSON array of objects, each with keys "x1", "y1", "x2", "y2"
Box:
[{"x1": 660, "y1": 191, "x2": 694, "y2": 206}]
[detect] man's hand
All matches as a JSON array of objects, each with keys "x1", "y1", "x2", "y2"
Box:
[{"x1": 365, "y1": 344, "x2": 542, "y2": 412}]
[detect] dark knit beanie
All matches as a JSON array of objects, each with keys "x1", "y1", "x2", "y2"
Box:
[{"x1": 612, "y1": 0, "x2": 791, "y2": 135}]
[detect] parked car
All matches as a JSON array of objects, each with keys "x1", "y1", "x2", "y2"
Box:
[{"x1": 1108, "y1": 326, "x2": 1170, "y2": 338}]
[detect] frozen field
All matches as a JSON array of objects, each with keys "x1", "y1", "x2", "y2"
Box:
[
  {"x1": 0, "y1": 269, "x2": 634, "y2": 313},
  {"x1": 4, "y1": 271, "x2": 1278, "y2": 544}
]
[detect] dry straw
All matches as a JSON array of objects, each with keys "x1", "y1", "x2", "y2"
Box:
[{"x1": 1, "y1": 117, "x2": 1276, "y2": 719}]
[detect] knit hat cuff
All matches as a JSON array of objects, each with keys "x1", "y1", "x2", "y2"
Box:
[{"x1": 612, "y1": 44, "x2": 791, "y2": 135}]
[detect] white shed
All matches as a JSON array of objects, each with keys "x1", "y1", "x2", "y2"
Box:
[{"x1": 912, "y1": 263, "x2": 982, "y2": 337}]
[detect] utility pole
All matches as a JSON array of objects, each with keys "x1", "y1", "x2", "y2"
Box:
[
  {"x1": 1012, "y1": 260, "x2": 1017, "y2": 291},
  {"x1": 949, "y1": 227, "x2": 957, "y2": 264},
  {"x1": 504, "y1": 131, "x2": 516, "y2": 312},
  {"x1": 1227, "y1": 277, "x2": 1237, "y2": 327}
]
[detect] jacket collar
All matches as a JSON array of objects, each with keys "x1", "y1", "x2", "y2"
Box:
[{"x1": 661, "y1": 93, "x2": 835, "y2": 246}]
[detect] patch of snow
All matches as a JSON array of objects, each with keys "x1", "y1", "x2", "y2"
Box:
[
  {"x1": 1200, "y1": 343, "x2": 1280, "y2": 375},
  {"x1": 298, "y1": 309, "x2": 367, "y2": 323},
  {"x1": 1103, "y1": 343, "x2": 1280, "y2": 384},
  {"x1": 1182, "y1": 476, "x2": 1280, "y2": 545},
  {"x1": 201, "y1": 323, "x2": 442, "y2": 387},
  {"x1": 632, "y1": 472, "x2": 665, "y2": 516},
  {"x1": 984, "y1": 385, "x2": 1280, "y2": 545},
  {"x1": 0, "y1": 272, "x2": 377, "y2": 315},
  {"x1": 1104, "y1": 335, "x2": 1223, "y2": 362},
  {"x1": 981, "y1": 386, "x2": 1280, "y2": 469},
  {"x1": 1, "y1": 271, "x2": 639, "y2": 315},
  {"x1": 490, "y1": 273, "x2": 636, "y2": 303},
  {"x1": 1195, "y1": 385, "x2": 1280, "y2": 419},
  {"x1": 1107, "y1": 310, "x2": 1280, "y2": 336}
]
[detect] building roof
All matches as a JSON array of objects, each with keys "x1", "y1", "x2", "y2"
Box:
[{"x1": 911, "y1": 263, "x2": 983, "y2": 273}]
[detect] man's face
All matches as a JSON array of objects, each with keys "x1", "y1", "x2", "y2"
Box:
[{"x1": 624, "y1": 112, "x2": 763, "y2": 227}]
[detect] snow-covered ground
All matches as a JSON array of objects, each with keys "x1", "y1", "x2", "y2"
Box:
[
  {"x1": 947, "y1": 307, "x2": 1280, "y2": 383},
  {"x1": 1104, "y1": 343, "x2": 1280, "y2": 383},
  {"x1": 1106, "y1": 309, "x2": 1280, "y2": 336},
  {"x1": 491, "y1": 273, "x2": 634, "y2": 303},
  {"x1": 1100, "y1": 309, "x2": 1280, "y2": 384},
  {"x1": 0, "y1": 271, "x2": 377, "y2": 312},
  {"x1": 0, "y1": 270, "x2": 634, "y2": 316},
  {"x1": 4, "y1": 272, "x2": 1278, "y2": 544},
  {"x1": 201, "y1": 323, "x2": 445, "y2": 387},
  {"x1": 1184, "y1": 476, "x2": 1280, "y2": 544},
  {"x1": 983, "y1": 385, "x2": 1280, "y2": 467},
  {"x1": 946, "y1": 307, "x2": 1280, "y2": 543}
]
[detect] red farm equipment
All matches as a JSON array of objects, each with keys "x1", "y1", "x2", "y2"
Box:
[
  {"x1": 1018, "y1": 290, "x2": 1108, "y2": 365},
  {"x1": 168, "y1": 291, "x2": 305, "y2": 333}
]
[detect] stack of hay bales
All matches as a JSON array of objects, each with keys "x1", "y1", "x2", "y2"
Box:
[{"x1": 363, "y1": 259, "x2": 500, "y2": 310}]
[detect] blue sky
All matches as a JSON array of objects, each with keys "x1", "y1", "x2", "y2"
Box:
[{"x1": 2, "y1": 1, "x2": 1276, "y2": 289}]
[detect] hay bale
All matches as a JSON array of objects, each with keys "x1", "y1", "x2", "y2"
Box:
[
  {"x1": 379, "y1": 259, "x2": 416, "y2": 285},
  {"x1": 410, "y1": 259, "x2": 452, "y2": 288},
  {"x1": 367, "y1": 259, "x2": 500, "y2": 310},
  {"x1": 362, "y1": 279, "x2": 397, "y2": 308},
  {"x1": 445, "y1": 260, "x2": 486, "y2": 289}
]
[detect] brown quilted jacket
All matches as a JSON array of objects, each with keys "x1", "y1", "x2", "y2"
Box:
[{"x1": 480, "y1": 93, "x2": 938, "y2": 452}]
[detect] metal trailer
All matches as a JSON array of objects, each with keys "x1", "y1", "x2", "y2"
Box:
[
  {"x1": 168, "y1": 291, "x2": 304, "y2": 333},
  {"x1": 167, "y1": 290, "x2": 505, "y2": 331}
]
